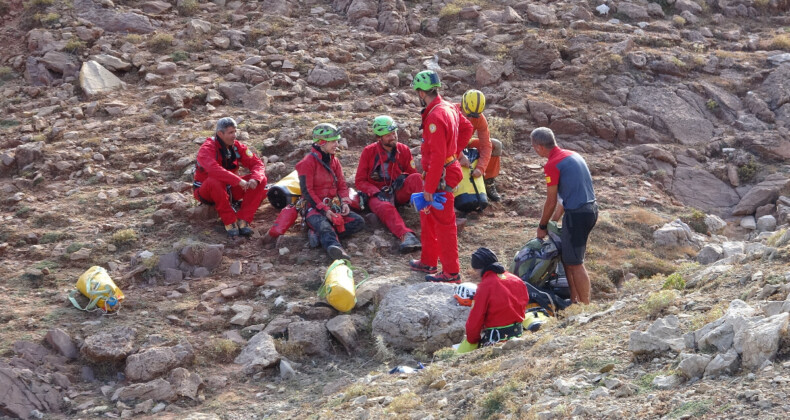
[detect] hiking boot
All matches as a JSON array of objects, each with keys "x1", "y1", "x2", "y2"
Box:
[
  {"x1": 237, "y1": 220, "x2": 254, "y2": 237},
  {"x1": 426, "y1": 272, "x2": 461, "y2": 284},
  {"x1": 224, "y1": 222, "x2": 239, "y2": 237},
  {"x1": 327, "y1": 245, "x2": 351, "y2": 261},
  {"x1": 484, "y1": 178, "x2": 501, "y2": 202},
  {"x1": 399, "y1": 232, "x2": 421, "y2": 253},
  {"x1": 308, "y1": 229, "x2": 320, "y2": 248},
  {"x1": 409, "y1": 259, "x2": 438, "y2": 274}
]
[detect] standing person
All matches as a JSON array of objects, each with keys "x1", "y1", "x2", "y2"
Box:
[
  {"x1": 464, "y1": 248, "x2": 529, "y2": 347},
  {"x1": 409, "y1": 70, "x2": 474, "y2": 283},
  {"x1": 354, "y1": 115, "x2": 422, "y2": 253},
  {"x1": 193, "y1": 117, "x2": 268, "y2": 237},
  {"x1": 456, "y1": 89, "x2": 504, "y2": 202},
  {"x1": 530, "y1": 127, "x2": 597, "y2": 304},
  {"x1": 296, "y1": 123, "x2": 364, "y2": 261}
]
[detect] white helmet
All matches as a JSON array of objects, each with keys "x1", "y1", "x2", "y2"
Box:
[{"x1": 453, "y1": 282, "x2": 477, "y2": 306}]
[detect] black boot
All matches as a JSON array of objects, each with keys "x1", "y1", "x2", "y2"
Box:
[
  {"x1": 484, "y1": 178, "x2": 501, "y2": 202},
  {"x1": 399, "y1": 232, "x2": 421, "y2": 253},
  {"x1": 327, "y1": 245, "x2": 351, "y2": 261}
]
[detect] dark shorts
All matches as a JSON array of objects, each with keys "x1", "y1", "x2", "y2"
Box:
[{"x1": 561, "y1": 202, "x2": 598, "y2": 265}]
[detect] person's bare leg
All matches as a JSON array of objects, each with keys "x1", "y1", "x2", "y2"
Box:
[
  {"x1": 563, "y1": 263, "x2": 580, "y2": 303},
  {"x1": 566, "y1": 263, "x2": 591, "y2": 304}
]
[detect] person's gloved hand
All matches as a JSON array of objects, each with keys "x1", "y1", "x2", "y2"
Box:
[
  {"x1": 410, "y1": 192, "x2": 429, "y2": 211},
  {"x1": 392, "y1": 174, "x2": 407, "y2": 191},
  {"x1": 430, "y1": 192, "x2": 447, "y2": 210},
  {"x1": 376, "y1": 188, "x2": 392, "y2": 202}
]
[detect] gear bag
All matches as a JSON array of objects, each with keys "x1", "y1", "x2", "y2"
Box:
[
  {"x1": 318, "y1": 259, "x2": 368, "y2": 313},
  {"x1": 69, "y1": 266, "x2": 124, "y2": 313},
  {"x1": 453, "y1": 148, "x2": 488, "y2": 213},
  {"x1": 267, "y1": 170, "x2": 301, "y2": 209},
  {"x1": 510, "y1": 222, "x2": 571, "y2": 315}
]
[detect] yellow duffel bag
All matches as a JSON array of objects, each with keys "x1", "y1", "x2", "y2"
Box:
[
  {"x1": 267, "y1": 170, "x2": 301, "y2": 209},
  {"x1": 453, "y1": 148, "x2": 488, "y2": 213},
  {"x1": 69, "y1": 266, "x2": 125, "y2": 313},
  {"x1": 318, "y1": 259, "x2": 366, "y2": 313}
]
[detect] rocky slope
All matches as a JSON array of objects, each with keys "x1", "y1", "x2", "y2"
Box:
[{"x1": 1, "y1": 0, "x2": 790, "y2": 419}]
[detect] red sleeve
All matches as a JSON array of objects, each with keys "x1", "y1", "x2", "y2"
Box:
[
  {"x1": 423, "y1": 117, "x2": 448, "y2": 194},
  {"x1": 334, "y1": 158, "x2": 350, "y2": 200},
  {"x1": 196, "y1": 139, "x2": 242, "y2": 186},
  {"x1": 456, "y1": 110, "x2": 475, "y2": 156},
  {"x1": 465, "y1": 282, "x2": 489, "y2": 344},
  {"x1": 354, "y1": 146, "x2": 381, "y2": 196},
  {"x1": 295, "y1": 158, "x2": 327, "y2": 212},
  {"x1": 398, "y1": 145, "x2": 418, "y2": 175},
  {"x1": 236, "y1": 142, "x2": 267, "y2": 184},
  {"x1": 544, "y1": 160, "x2": 560, "y2": 187},
  {"x1": 472, "y1": 114, "x2": 492, "y2": 173}
]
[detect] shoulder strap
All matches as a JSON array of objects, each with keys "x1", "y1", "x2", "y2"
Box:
[{"x1": 310, "y1": 151, "x2": 338, "y2": 184}]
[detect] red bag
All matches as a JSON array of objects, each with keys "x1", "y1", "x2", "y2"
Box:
[
  {"x1": 268, "y1": 205, "x2": 298, "y2": 238},
  {"x1": 330, "y1": 212, "x2": 345, "y2": 233}
]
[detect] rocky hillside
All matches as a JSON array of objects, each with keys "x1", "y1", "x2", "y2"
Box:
[{"x1": 1, "y1": 0, "x2": 790, "y2": 419}]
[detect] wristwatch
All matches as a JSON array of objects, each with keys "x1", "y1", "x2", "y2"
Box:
[{"x1": 538, "y1": 223, "x2": 548, "y2": 230}]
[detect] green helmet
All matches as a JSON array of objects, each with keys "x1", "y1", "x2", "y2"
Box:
[
  {"x1": 312, "y1": 123, "x2": 341, "y2": 142},
  {"x1": 372, "y1": 115, "x2": 398, "y2": 136},
  {"x1": 411, "y1": 70, "x2": 441, "y2": 91}
]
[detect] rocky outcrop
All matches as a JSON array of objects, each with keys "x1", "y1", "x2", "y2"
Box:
[
  {"x1": 0, "y1": 366, "x2": 63, "y2": 419},
  {"x1": 81, "y1": 326, "x2": 136, "y2": 363},
  {"x1": 234, "y1": 331, "x2": 280, "y2": 374},
  {"x1": 670, "y1": 166, "x2": 740, "y2": 215},
  {"x1": 75, "y1": 0, "x2": 155, "y2": 34},
  {"x1": 732, "y1": 174, "x2": 790, "y2": 216},
  {"x1": 627, "y1": 87, "x2": 714, "y2": 145}
]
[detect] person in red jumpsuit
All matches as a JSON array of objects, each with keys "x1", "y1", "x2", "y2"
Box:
[
  {"x1": 408, "y1": 70, "x2": 475, "y2": 283},
  {"x1": 295, "y1": 123, "x2": 364, "y2": 261},
  {"x1": 193, "y1": 117, "x2": 267, "y2": 237},
  {"x1": 465, "y1": 248, "x2": 529, "y2": 346},
  {"x1": 355, "y1": 115, "x2": 422, "y2": 253}
]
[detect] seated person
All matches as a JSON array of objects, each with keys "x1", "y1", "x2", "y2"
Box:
[
  {"x1": 295, "y1": 123, "x2": 364, "y2": 260},
  {"x1": 456, "y1": 90, "x2": 504, "y2": 202},
  {"x1": 464, "y1": 247, "x2": 529, "y2": 347},
  {"x1": 193, "y1": 117, "x2": 267, "y2": 237},
  {"x1": 354, "y1": 115, "x2": 422, "y2": 253}
]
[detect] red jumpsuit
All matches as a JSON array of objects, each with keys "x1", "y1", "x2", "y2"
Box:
[
  {"x1": 454, "y1": 103, "x2": 500, "y2": 179},
  {"x1": 355, "y1": 142, "x2": 422, "y2": 238},
  {"x1": 465, "y1": 271, "x2": 529, "y2": 344},
  {"x1": 418, "y1": 95, "x2": 475, "y2": 274},
  {"x1": 193, "y1": 137, "x2": 267, "y2": 226}
]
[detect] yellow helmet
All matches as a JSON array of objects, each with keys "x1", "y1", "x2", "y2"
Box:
[{"x1": 462, "y1": 90, "x2": 486, "y2": 118}]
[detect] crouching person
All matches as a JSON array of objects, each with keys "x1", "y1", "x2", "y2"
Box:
[
  {"x1": 193, "y1": 117, "x2": 267, "y2": 237},
  {"x1": 355, "y1": 115, "x2": 422, "y2": 253},
  {"x1": 295, "y1": 123, "x2": 364, "y2": 261},
  {"x1": 458, "y1": 248, "x2": 529, "y2": 352}
]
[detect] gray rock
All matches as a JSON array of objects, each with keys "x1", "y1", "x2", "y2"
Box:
[
  {"x1": 82, "y1": 326, "x2": 136, "y2": 362},
  {"x1": 234, "y1": 331, "x2": 280, "y2": 374},
  {"x1": 627, "y1": 87, "x2": 714, "y2": 145},
  {"x1": 721, "y1": 241, "x2": 745, "y2": 258},
  {"x1": 112, "y1": 378, "x2": 176, "y2": 402},
  {"x1": 40, "y1": 51, "x2": 79, "y2": 79},
  {"x1": 80, "y1": 61, "x2": 124, "y2": 97},
  {"x1": 512, "y1": 36, "x2": 561, "y2": 73},
  {"x1": 90, "y1": 54, "x2": 132, "y2": 72},
  {"x1": 372, "y1": 282, "x2": 470, "y2": 353},
  {"x1": 653, "y1": 219, "x2": 699, "y2": 247},
  {"x1": 670, "y1": 166, "x2": 740, "y2": 215},
  {"x1": 217, "y1": 82, "x2": 249, "y2": 104},
  {"x1": 124, "y1": 347, "x2": 178, "y2": 382},
  {"x1": 526, "y1": 4, "x2": 557, "y2": 25},
  {"x1": 678, "y1": 353, "x2": 712, "y2": 379},
  {"x1": 186, "y1": 19, "x2": 212, "y2": 37},
  {"x1": 738, "y1": 313, "x2": 789, "y2": 370},
  {"x1": 740, "y1": 216, "x2": 757, "y2": 230},
  {"x1": 617, "y1": 3, "x2": 649, "y2": 20},
  {"x1": 279, "y1": 359, "x2": 296, "y2": 380},
  {"x1": 0, "y1": 366, "x2": 64, "y2": 419},
  {"x1": 356, "y1": 275, "x2": 401, "y2": 308},
  {"x1": 326, "y1": 315, "x2": 358, "y2": 354},
  {"x1": 628, "y1": 315, "x2": 685, "y2": 355},
  {"x1": 230, "y1": 304, "x2": 253, "y2": 326},
  {"x1": 307, "y1": 64, "x2": 349, "y2": 88},
  {"x1": 652, "y1": 374, "x2": 683, "y2": 390},
  {"x1": 75, "y1": 0, "x2": 154, "y2": 33},
  {"x1": 703, "y1": 348, "x2": 739, "y2": 378},
  {"x1": 697, "y1": 322, "x2": 734, "y2": 353},
  {"x1": 287, "y1": 321, "x2": 330, "y2": 356},
  {"x1": 45, "y1": 328, "x2": 78, "y2": 360},
  {"x1": 705, "y1": 214, "x2": 727, "y2": 233},
  {"x1": 756, "y1": 215, "x2": 777, "y2": 232},
  {"x1": 168, "y1": 368, "x2": 202, "y2": 400},
  {"x1": 759, "y1": 62, "x2": 790, "y2": 110},
  {"x1": 732, "y1": 175, "x2": 790, "y2": 216},
  {"x1": 229, "y1": 260, "x2": 242, "y2": 276},
  {"x1": 697, "y1": 244, "x2": 723, "y2": 265},
  {"x1": 675, "y1": 0, "x2": 703, "y2": 13},
  {"x1": 163, "y1": 268, "x2": 183, "y2": 284},
  {"x1": 140, "y1": 1, "x2": 172, "y2": 14}
]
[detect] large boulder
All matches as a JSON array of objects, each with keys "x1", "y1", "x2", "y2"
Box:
[
  {"x1": 758, "y1": 64, "x2": 790, "y2": 111},
  {"x1": 703, "y1": 348, "x2": 739, "y2": 378},
  {"x1": 75, "y1": 0, "x2": 155, "y2": 33},
  {"x1": 287, "y1": 321, "x2": 330, "y2": 356},
  {"x1": 80, "y1": 61, "x2": 124, "y2": 97},
  {"x1": 111, "y1": 378, "x2": 176, "y2": 402},
  {"x1": 731, "y1": 174, "x2": 790, "y2": 216},
  {"x1": 168, "y1": 368, "x2": 202, "y2": 400},
  {"x1": 234, "y1": 331, "x2": 280, "y2": 374},
  {"x1": 371, "y1": 283, "x2": 470, "y2": 353},
  {"x1": 45, "y1": 329, "x2": 78, "y2": 360},
  {"x1": 678, "y1": 352, "x2": 712, "y2": 380},
  {"x1": 0, "y1": 367, "x2": 63, "y2": 419},
  {"x1": 512, "y1": 36, "x2": 561, "y2": 73},
  {"x1": 737, "y1": 313, "x2": 789, "y2": 370},
  {"x1": 628, "y1": 315, "x2": 685, "y2": 355},
  {"x1": 81, "y1": 326, "x2": 136, "y2": 363},
  {"x1": 40, "y1": 51, "x2": 80, "y2": 79},
  {"x1": 307, "y1": 64, "x2": 349, "y2": 88},
  {"x1": 124, "y1": 347, "x2": 178, "y2": 382},
  {"x1": 653, "y1": 219, "x2": 700, "y2": 248},
  {"x1": 627, "y1": 87, "x2": 714, "y2": 145},
  {"x1": 669, "y1": 165, "x2": 740, "y2": 215}
]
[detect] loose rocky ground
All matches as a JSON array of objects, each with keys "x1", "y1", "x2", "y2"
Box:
[{"x1": 1, "y1": 0, "x2": 790, "y2": 419}]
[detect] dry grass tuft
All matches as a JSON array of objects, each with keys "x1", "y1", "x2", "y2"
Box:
[
  {"x1": 640, "y1": 289, "x2": 680, "y2": 318},
  {"x1": 387, "y1": 392, "x2": 421, "y2": 413},
  {"x1": 201, "y1": 338, "x2": 241, "y2": 363}
]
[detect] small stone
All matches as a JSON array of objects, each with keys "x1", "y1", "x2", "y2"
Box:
[
  {"x1": 151, "y1": 403, "x2": 167, "y2": 413},
  {"x1": 229, "y1": 260, "x2": 242, "y2": 276}
]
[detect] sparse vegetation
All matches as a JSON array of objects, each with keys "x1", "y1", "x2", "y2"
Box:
[
  {"x1": 0, "y1": 0, "x2": 8, "y2": 14},
  {"x1": 39, "y1": 232, "x2": 74, "y2": 244},
  {"x1": 170, "y1": 50, "x2": 189, "y2": 62},
  {"x1": 0, "y1": 66, "x2": 13, "y2": 82},
  {"x1": 125, "y1": 34, "x2": 143, "y2": 44},
  {"x1": 478, "y1": 382, "x2": 517, "y2": 418},
  {"x1": 0, "y1": 119, "x2": 20, "y2": 128},
  {"x1": 64, "y1": 38, "x2": 86, "y2": 54},
  {"x1": 662, "y1": 272, "x2": 686, "y2": 290},
  {"x1": 672, "y1": 15, "x2": 687, "y2": 27},
  {"x1": 439, "y1": 0, "x2": 489, "y2": 17},
  {"x1": 487, "y1": 116, "x2": 516, "y2": 147},
  {"x1": 706, "y1": 99, "x2": 719, "y2": 110},
  {"x1": 202, "y1": 338, "x2": 240, "y2": 363},
  {"x1": 684, "y1": 209, "x2": 708, "y2": 234},
  {"x1": 387, "y1": 392, "x2": 420, "y2": 413},
  {"x1": 148, "y1": 33, "x2": 174, "y2": 53},
  {"x1": 768, "y1": 34, "x2": 790, "y2": 50},
  {"x1": 640, "y1": 290, "x2": 680, "y2": 318},
  {"x1": 668, "y1": 399, "x2": 712, "y2": 418},
  {"x1": 177, "y1": 0, "x2": 199, "y2": 16},
  {"x1": 111, "y1": 229, "x2": 138, "y2": 246},
  {"x1": 35, "y1": 12, "x2": 59, "y2": 26},
  {"x1": 24, "y1": 0, "x2": 54, "y2": 8},
  {"x1": 737, "y1": 157, "x2": 758, "y2": 183}
]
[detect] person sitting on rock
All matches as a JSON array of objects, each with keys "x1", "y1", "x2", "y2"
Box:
[
  {"x1": 295, "y1": 123, "x2": 364, "y2": 260},
  {"x1": 456, "y1": 90, "x2": 504, "y2": 202},
  {"x1": 464, "y1": 247, "x2": 529, "y2": 347},
  {"x1": 354, "y1": 115, "x2": 422, "y2": 253},
  {"x1": 193, "y1": 117, "x2": 268, "y2": 237}
]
